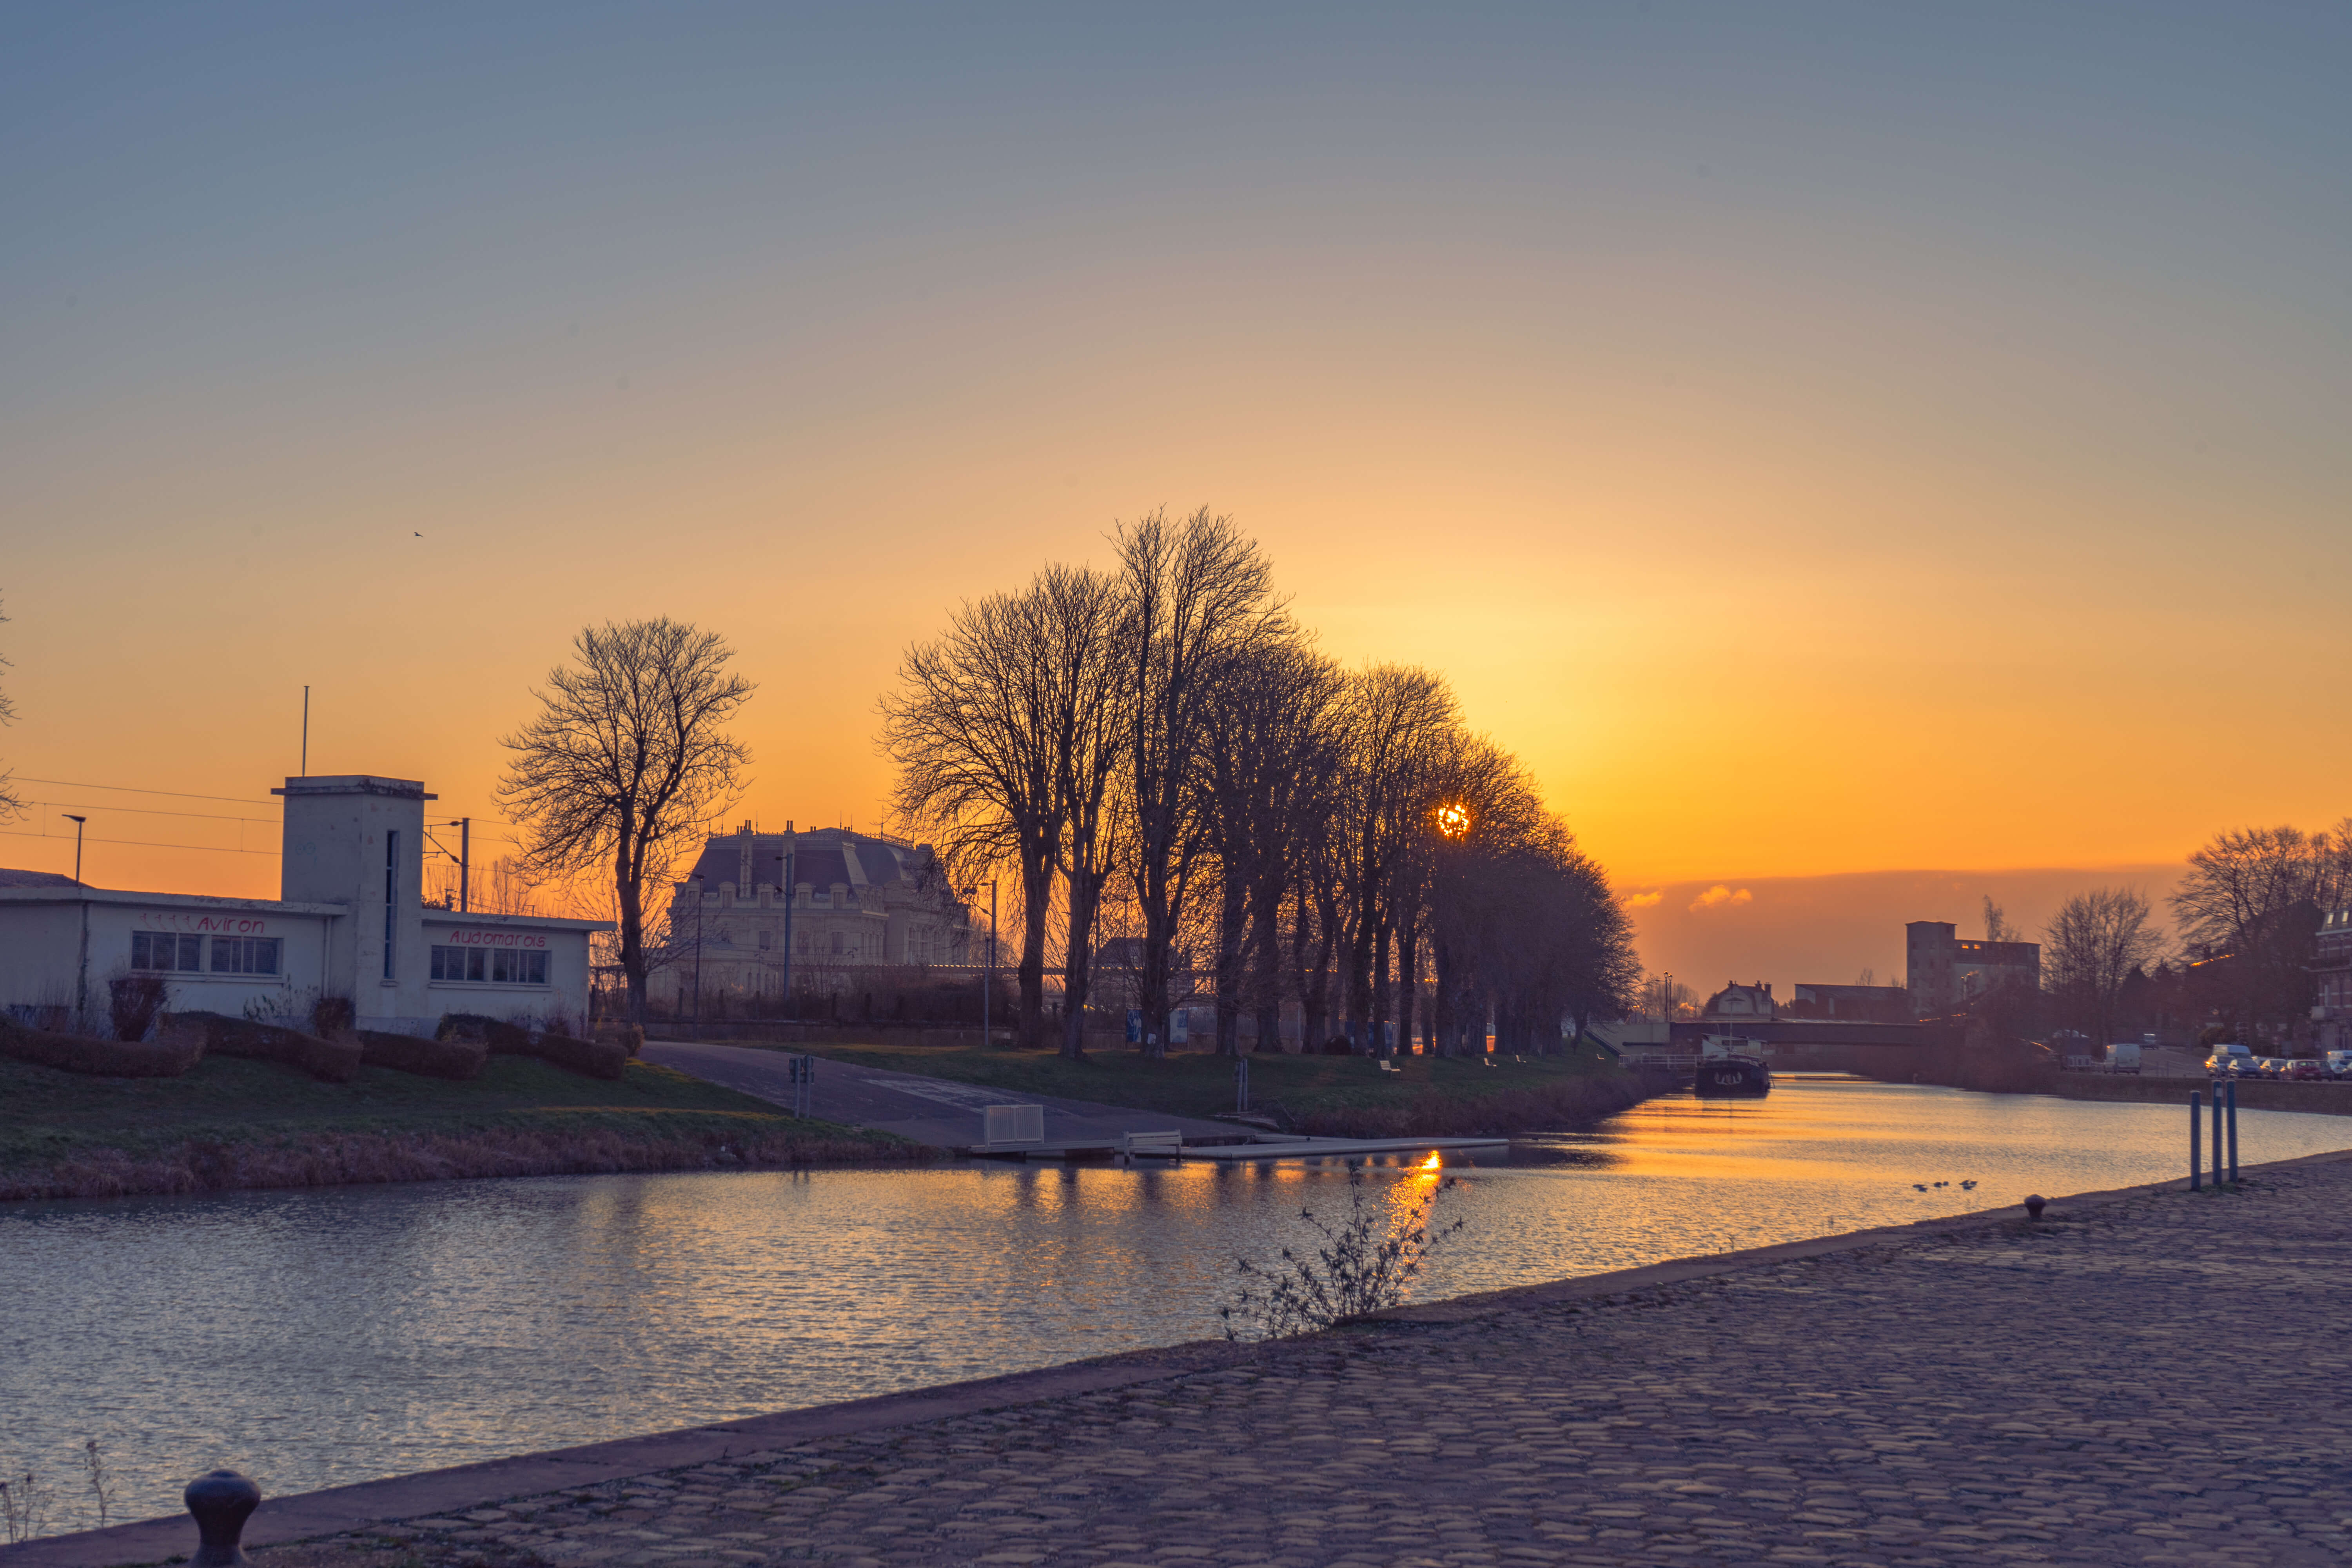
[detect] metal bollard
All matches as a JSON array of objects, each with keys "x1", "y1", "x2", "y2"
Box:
[
  {"x1": 184, "y1": 1470, "x2": 260, "y2": 1568},
  {"x1": 2190, "y1": 1090, "x2": 2202, "y2": 1191},
  {"x1": 2212, "y1": 1085, "x2": 2224, "y2": 1188},
  {"x1": 1234, "y1": 1056, "x2": 1250, "y2": 1113},
  {"x1": 2227, "y1": 1080, "x2": 2238, "y2": 1183},
  {"x1": 2024, "y1": 1194, "x2": 2046, "y2": 1220}
]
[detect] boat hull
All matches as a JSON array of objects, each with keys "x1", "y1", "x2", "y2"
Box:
[{"x1": 1693, "y1": 1058, "x2": 1772, "y2": 1098}]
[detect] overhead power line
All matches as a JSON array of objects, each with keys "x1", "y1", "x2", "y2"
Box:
[
  {"x1": 14, "y1": 776, "x2": 283, "y2": 806},
  {"x1": 0, "y1": 828, "x2": 279, "y2": 855},
  {"x1": 30, "y1": 799, "x2": 278, "y2": 826}
]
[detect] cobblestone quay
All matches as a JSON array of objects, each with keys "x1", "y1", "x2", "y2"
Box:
[{"x1": 77, "y1": 1158, "x2": 2352, "y2": 1568}]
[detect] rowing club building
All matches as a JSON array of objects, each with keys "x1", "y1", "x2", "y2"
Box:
[{"x1": 0, "y1": 775, "x2": 603, "y2": 1036}]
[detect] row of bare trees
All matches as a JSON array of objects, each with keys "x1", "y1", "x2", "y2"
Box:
[{"x1": 881, "y1": 507, "x2": 1639, "y2": 1058}]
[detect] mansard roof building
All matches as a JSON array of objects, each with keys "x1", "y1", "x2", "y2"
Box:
[{"x1": 659, "y1": 824, "x2": 980, "y2": 1012}]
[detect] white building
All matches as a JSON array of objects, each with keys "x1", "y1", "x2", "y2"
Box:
[
  {"x1": 0, "y1": 775, "x2": 604, "y2": 1036},
  {"x1": 660, "y1": 824, "x2": 979, "y2": 1012}
]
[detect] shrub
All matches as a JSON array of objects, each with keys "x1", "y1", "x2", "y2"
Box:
[
  {"x1": 1218, "y1": 1165, "x2": 1464, "y2": 1341},
  {"x1": 357, "y1": 1030, "x2": 487, "y2": 1080},
  {"x1": 170, "y1": 1011, "x2": 363, "y2": 1082},
  {"x1": 107, "y1": 974, "x2": 170, "y2": 1043},
  {"x1": 310, "y1": 995, "x2": 357, "y2": 1039},
  {"x1": 0, "y1": 1014, "x2": 203, "y2": 1078}
]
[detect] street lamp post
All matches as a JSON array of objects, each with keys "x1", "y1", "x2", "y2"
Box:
[
  {"x1": 964, "y1": 882, "x2": 998, "y2": 1045},
  {"x1": 64, "y1": 815, "x2": 89, "y2": 1028}
]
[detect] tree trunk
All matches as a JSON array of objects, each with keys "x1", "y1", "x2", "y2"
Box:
[
  {"x1": 615, "y1": 831, "x2": 648, "y2": 1025},
  {"x1": 1214, "y1": 875, "x2": 1246, "y2": 1056},
  {"x1": 1398, "y1": 918, "x2": 1418, "y2": 1054},
  {"x1": 1017, "y1": 851, "x2": 1053, "y2": 1049},
  {"x1": 1060, "y1": 867, "x2": 1105, "y2": 1059},
  {"x1": 1252, "y1": 870, "x2": 1286, "y2": 1053}
]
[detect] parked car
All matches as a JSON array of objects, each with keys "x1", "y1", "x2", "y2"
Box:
[
  {"x1": 2325, "y1": 1050, "x2": 2352, "y2": 1080},
  {"x1": 2283, "y1": 1060, "x2": 2324, "y2": 1082},
  {"x1": 2206, "y1": 1043, "x2": 2256, "y2": 1076},
  {"x1": 2107, "y1": 1042, "x2": 2143, "y2": 1075}
]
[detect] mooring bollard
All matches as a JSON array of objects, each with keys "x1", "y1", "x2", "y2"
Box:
[
  {"x1": 2227, "y1": 1080, "x2": 2238, "y2": 1183},
  {"x1": 2190, "y1": 1089, "x2": 2202, "y2": 1191},
  {"x1": 2024, "y1": 1194, "x2": 2046, "y2": 1220},
  {"x1": 184, "y1": 1470, "x2": 261, "y2": 1568},
  {"x1": 2211, "y1": 1083, "x2": 2224, "y2": 1188}
]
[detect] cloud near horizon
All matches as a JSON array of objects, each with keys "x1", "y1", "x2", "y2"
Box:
[
  {"x1": 1690, "y1": 885, "x2": 1755, "y2": 912},
  {"x1": 1623, "y1": 890, "x2": 1664, "y2": 909}
]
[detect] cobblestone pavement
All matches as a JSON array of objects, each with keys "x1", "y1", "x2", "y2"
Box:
[{"x1": 296, "y1": 1162, "x2": 2352, "y2": 1568}]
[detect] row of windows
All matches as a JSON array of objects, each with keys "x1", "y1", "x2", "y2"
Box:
[
  {"x1": 131, "y1": 932, "x2": 283, "y2": 976},
  {"x1": 707, "y1": 929, "x2": 953, "y2": 959},
  {"x1": 430, "y1": 945, "x2": 550, "y2": 985}
]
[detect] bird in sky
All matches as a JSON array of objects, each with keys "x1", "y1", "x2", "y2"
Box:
[{"x1": 414, "y1": 531, "x2": 423, "y2": 537}]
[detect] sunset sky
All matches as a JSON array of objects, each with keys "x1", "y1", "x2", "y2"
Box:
[{"x1": 5, "y1": 4, "x2": 2349, "y2": 987}]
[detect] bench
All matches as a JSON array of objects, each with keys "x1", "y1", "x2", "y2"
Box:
[{"x1": 1124, "y1": 1129, "x2": 1185, "y2": 1157}]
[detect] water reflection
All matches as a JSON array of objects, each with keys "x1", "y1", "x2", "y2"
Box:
[{"x1": 4, "y1": 1078, "x2": 2344, "y2": 1531}]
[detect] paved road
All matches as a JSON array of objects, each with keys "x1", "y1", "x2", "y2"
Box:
[
  {"x1": 236, "y1": 1154, "x2": 2352, "y2": 1568},
  {"x1": 642, "y1": 1040, "x2": 1237, "y2": 1151}
]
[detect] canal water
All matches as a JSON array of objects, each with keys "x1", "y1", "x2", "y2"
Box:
[{"x1": 5, "y1": 1078, "x2": 2345, "y2": 1531}]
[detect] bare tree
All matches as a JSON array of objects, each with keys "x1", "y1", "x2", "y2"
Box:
[
  {"x1": 882, "y1": 583, "x2": 1068, "y2": 1047},
  {"x1": 0, "y1": 595, "x2": 21, "y2": 821},
  {"x1": 500, "y1": 619, "x2": 754, "y2": 1023},
  {"x1": 1041, "y1": 566, "x2": 1131, "y2": 1059},
  {"x1": 2170, "y1": 824, "x2": 2351, "y2": 1038},
  {"x1": 1113, "y1": 507, "x2": 1288, "y2": 1056},
  {"x1": 1982, "y1": 896, "x2": 2015, "y2": 943},
  {"x1": 2043, "y1": 886, "x2": 2169, "y2": 1052},
  {"x1": 1634, "y1": 972, "x2": 1697, "y2": 1022}
]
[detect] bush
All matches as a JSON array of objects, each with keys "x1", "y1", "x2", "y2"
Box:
[
  {"x1": 169, "y1": 1011, "x2": 364, "y2": 1082},
  {"x1": 436, "y1": 1012, "x2": 625, "y2": 1079},
  {"x1": 0, "y1": 1014, "x2": 205, "y2": 1077},
  {"x1": 357, "y1": 1030, "x2": 487, "y2": 1080},
  {"x1": 107, "y1": 974, "x2": 170, "y2": 1043},
  {"x1": 310, "y1": 996, "x2": 357, "y2": 1039},
  {"x1": 1218, "y1": 1165, "x2": 1464, "y2": 1341}
]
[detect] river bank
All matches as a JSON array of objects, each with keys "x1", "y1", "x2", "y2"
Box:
[
  {"x1": 773, "y1": 1036, "x2": 1670, "y2": 1137},
  {"x1": 16, "y1": 1149, "x2": 2349, "y2": 1568},
  {"x1": 0, "y1": 1053, "x2": 928, "y2": 1203},
  {"x1": 1856, "y1": 1042, "x2": 2352, "y2": 1116}
]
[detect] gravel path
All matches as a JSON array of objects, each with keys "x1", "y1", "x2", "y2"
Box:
[{"x1": 272, "y1": 1159, "x2": 2352, "y2": 1568}]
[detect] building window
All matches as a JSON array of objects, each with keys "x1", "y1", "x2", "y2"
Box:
[
  {"x1": 131, "y1": 932, "x2": 203, "y2": 972},
  {"x1": 210, "y1": 936, "x2": 282, "y2": 976},
  {"x1": 759, "y1": 929, "x2": 773, "y2": 950},
  {"x1": 795, "y1": 931, "x2": 808, "y2": 955},
  {"x1": 492, "y1": 949, "x2": 549, "y2": 985},
  {"x1": 831, "y1": 931, "x2": 844, "y2": 956},
  {"x1": 431, "y1": 946, "x2": 487, "y2": 982}
]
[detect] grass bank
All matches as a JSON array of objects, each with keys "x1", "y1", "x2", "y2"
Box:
[
  {"x1": 0, "y1": 1053, "x2": 928, "y2": 1203},
  {"x1": 772, "y1": 1036, "x2": 1663, "y2": 1136}
]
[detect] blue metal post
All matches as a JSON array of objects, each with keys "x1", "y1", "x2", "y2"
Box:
[
  {"x1": 2212, "y1": 1084, "x2": 2224, "y2": 1188},
  {"x1": 2227, "y1": 1080, "x2": 2238, "y2": 1183},
  {"x1": 2190, "y1": 1090, "x2": 2202, "y2": 1191}
]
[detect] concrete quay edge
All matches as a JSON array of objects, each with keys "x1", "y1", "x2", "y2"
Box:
[{"x1": 12, "y1": 1145, "x2": 2349, "y2": 1568}]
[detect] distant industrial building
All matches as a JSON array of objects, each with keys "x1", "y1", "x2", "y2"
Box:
[
  {"x1": 0, "y1": 775, "x2": 603, "y2": 1034},
  {"x1": 661, "y1": 824, "x2": 980, "y2": 1013},
  {"x1": 1905, "y1": 921, "x2": 2040, "y2": 1018}
]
